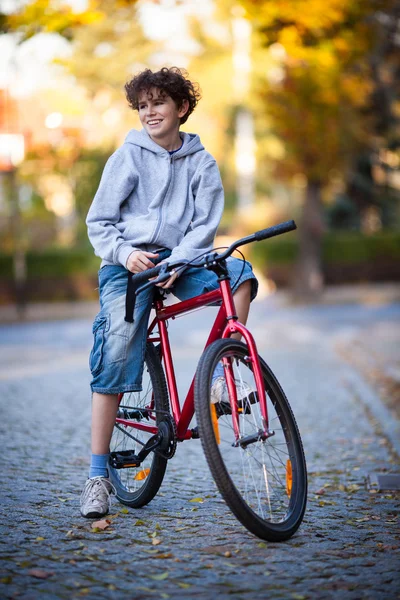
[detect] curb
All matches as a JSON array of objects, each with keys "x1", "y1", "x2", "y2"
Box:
[{"x1": 343, "y1": 366, "x2": 400, "y2": 458}]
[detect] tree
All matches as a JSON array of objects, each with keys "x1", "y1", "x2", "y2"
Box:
[
  {"x1": 0, "y1": 0, "x2": 141, "y2": 40},
  {"x1": 238, "y1": 0, "x2": 399, "y2": 298}
]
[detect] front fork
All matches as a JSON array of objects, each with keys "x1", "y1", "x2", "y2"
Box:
[
  {"x1": 218, "y1": 278, "x2": 271, "y2": 442},
  {"x1": 222, "y1": 321, "x2": 271, "y2": 442}
]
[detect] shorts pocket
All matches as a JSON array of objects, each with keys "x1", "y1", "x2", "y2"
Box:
[{"x1": 89, "y1": 313, "x2": 109, "y2": 375}]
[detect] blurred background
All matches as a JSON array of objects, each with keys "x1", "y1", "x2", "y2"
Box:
[{"x1": 0, "y1": 0, "x2": 399, "y2": 314}]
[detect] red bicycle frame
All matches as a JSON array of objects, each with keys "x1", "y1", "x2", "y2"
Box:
[{"x1": 116, "y1": 277, "x2": 269, "y2": 442}]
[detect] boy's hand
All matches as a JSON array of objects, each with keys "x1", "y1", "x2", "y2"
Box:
[
  {"x1": 126, "y1": 250, "x2": 159, "y2": 273},
  {"x1": 156, "y1": 270, "x2": 178, "y2": 289},
  {"x1": 155, "y1": 258, "x2": 179, "y2": 289}
]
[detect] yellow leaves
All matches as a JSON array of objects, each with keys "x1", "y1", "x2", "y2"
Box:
[
  {"x1": 241, "y1": 0, "x2": 349, "y2": 33},
  {"x1": 189, "y1": 497, "x2": 204, "y2": 503},
  {"x1": 149, "y1": 571, "x2": 169, "y2": 581},
  {"x1": 6, "y1": 0, "x2": 104, "y2": 41},
  {"x1": 134, "y1": 519, "x2": 146, "y2": 526}
]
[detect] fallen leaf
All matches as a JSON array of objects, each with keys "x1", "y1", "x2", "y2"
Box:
[
  {"x1": 177, "y1": 582, "x2": 191, "y2": 588},
  {"x1": 35, "y1": 537, "x2": 45, "y2": 541},
  {"x1": 149, "y1": 571, "x2": 169, "y2": 581},
  {"x1": 315, "y1": 488, "x2": 326, "y2": 496},
  {"x1": 189, "y1": 497, "x2": 204, "y2": 503},
  {"x1": 91, "y1": 519, "x2": 111, "y2": 531},
  {"x1": 120, "y1": 508, "x2": 129, "y2": 514},
  {"x1": 134, "y1": 519, "x2": 146, "y2": 526},
  {"x1": 28, "y1": 569, "x2": 54, "y2": 579},
  {"x1": 152, "y1": 538, "x2": 162, "y2": 546}
]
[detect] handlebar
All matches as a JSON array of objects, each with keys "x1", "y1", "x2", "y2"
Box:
[
  {"x1": 132, "y1": 219, "x2": 297, "y2": 294},
  {"x1": 216, "y1": 219, "x2": 296, "y2": 261}
]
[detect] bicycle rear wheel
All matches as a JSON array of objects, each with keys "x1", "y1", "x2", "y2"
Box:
[
  {"x1": 108, "y1": 343, "x2": 170, "y2": 508},
  {"x1": 195, "y1": 339, "x2": 307, "y2": 541}
]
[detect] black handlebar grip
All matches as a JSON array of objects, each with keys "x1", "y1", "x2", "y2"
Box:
[
  {"x1": 130, "y1": 264, "x2": 163, "y2": 284},
  {"x1": 254, "y1": 220, "x2": 297, "y2": 242}
]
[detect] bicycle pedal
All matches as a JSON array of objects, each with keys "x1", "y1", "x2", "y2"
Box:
[
  {"x1": 190, "y1": 426, "x2": 200, "y2": 439},
  {"x1": 109, "y1": 450, "x2": 141, "y2": 469},
  {"x1": 216, "y1": 391, "x2": 258, "y2": 418}
]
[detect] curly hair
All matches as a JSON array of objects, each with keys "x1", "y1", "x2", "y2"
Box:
[{"x1": 125, "y1": 67, "x2": 201, "y2": 125}]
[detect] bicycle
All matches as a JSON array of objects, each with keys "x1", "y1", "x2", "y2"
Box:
[{"x1": 108, "y1": 220, "x2": 307, "y2": 541}]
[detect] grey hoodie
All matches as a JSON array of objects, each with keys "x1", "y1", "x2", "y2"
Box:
[{"x1": 86, "y1": 128, "x2": 224, "y2": 268}]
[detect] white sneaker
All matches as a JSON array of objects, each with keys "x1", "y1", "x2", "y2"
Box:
[
  {"x1": 80, "y1": 477, "x2": 115, "y2": 519},
  {"x1": 211, "y1": 376, "x2": 258, "y2": 416}
]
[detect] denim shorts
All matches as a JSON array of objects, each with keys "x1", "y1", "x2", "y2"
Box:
[{"x1": 89, "y1": 250, "x2": 258, "y2": 394}]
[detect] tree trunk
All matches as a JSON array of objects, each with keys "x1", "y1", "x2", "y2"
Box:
[{"x1": 292, "y1": 180, "x2": 325, "y2": 300}]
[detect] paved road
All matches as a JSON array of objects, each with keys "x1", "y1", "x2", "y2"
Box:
[{"x1": 1, "y1": 296, "x2": 399, "y2": 599}]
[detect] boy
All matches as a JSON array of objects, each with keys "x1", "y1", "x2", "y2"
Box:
[{"x1": 81, "y1": 67, "x2": 258, "y2": 518}]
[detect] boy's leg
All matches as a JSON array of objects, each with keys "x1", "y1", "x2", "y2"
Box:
[
  {"x1": 91, "y1": 392, "x2": 120, "y2": 455},
  {"x1": 231, "y1": 279, "x2": 251, "y2": 341},
  {"x1": 82, "y1": 263, "x2": 162, "y2": 518}
]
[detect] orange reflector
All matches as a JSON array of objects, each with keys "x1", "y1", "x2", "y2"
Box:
[
  {"x1": 210, "y1": 404, "x2": 220, "y2": 444},
  {"x1": 134, "y1": 468, "x2": 150, "y2": 481},
  {"x1": 286, "y1": 460, "x2": 292, "y2": 496}
]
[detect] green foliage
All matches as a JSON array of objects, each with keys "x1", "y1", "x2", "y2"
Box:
[
  {"x1": 322, "y1": 231, "x2": 400, "y2": 264},
  {"x1": 250, "y1": 237, "x2": 298, "y2": 267},
  {"x1": 0, "y1": 248, "x2": 99, "y2": 278},
  {"x1": 249, "y1": 231, "x2": 400, "y2": 269}
]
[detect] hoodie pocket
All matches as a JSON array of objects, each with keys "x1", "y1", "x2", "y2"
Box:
[{"x1": 89, "y1": 313, "x2": 110, "y2": 375}]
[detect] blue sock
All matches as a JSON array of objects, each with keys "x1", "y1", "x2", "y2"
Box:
[
  {"x1": 212, "y1": 362, "x2": 224, "y2": 384},
  {"x1": 89, "y1": 453, "x2": 109, "y2": 479}
]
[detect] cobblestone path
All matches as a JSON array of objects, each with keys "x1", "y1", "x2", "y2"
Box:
[{"x1": 0, "y1": 299, "x2": 399, "y2": 599}]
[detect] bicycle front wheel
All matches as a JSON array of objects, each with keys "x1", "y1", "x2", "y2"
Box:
[
  {"x1": 108, "y1": 343, "x2": 170, "y2": 508},
  {"x1": 195, "y1": 339, "x2": 307, "y2": 541}
]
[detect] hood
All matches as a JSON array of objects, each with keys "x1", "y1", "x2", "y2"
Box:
[{"x1": 124, "y1": 128, "x2": 204, "y2": 158}]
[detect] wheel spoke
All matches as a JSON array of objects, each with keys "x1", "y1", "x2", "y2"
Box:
[
  {"x1": 195, "y1": 339, "x2": 307, "y2": 540},
  {"x1": 108, "y1": 344, "x2": 169, "y2": 508}
]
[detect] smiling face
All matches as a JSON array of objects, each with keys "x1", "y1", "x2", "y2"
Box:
[{"x1": 138, "y1": 87, "x2": 189, "y2": 151}]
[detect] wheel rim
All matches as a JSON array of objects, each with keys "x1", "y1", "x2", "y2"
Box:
[
  {"x1": 109, "y1": 368, "x2": 159, "y2": 496},
  {"x1": 211, "y1": 349, "x2": 299, "y2": 525}
]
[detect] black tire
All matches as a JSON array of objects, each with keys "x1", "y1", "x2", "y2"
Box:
[
  {"x1": 195, "y1": 339, "x2": 307, "y2": 541},
  {"x1": 108, "y1": 343, "x2": 170, "y2": 508}
]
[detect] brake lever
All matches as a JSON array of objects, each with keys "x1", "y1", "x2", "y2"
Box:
[{"x1": 136, "y1": 266, "x2": 171, "y2": 295}]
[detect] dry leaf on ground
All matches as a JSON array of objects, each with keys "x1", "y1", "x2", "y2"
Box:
[
  {"x1": 28, "y1": 569, "x2": 54, "y2": 579},
  {"x1": 91, "y1": 519, "x2": 111, "y2": 530}
]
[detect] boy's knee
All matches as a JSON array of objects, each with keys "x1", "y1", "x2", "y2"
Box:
[{"x1": 235, "y1": 280, "x2": 252, "y2": 295}]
